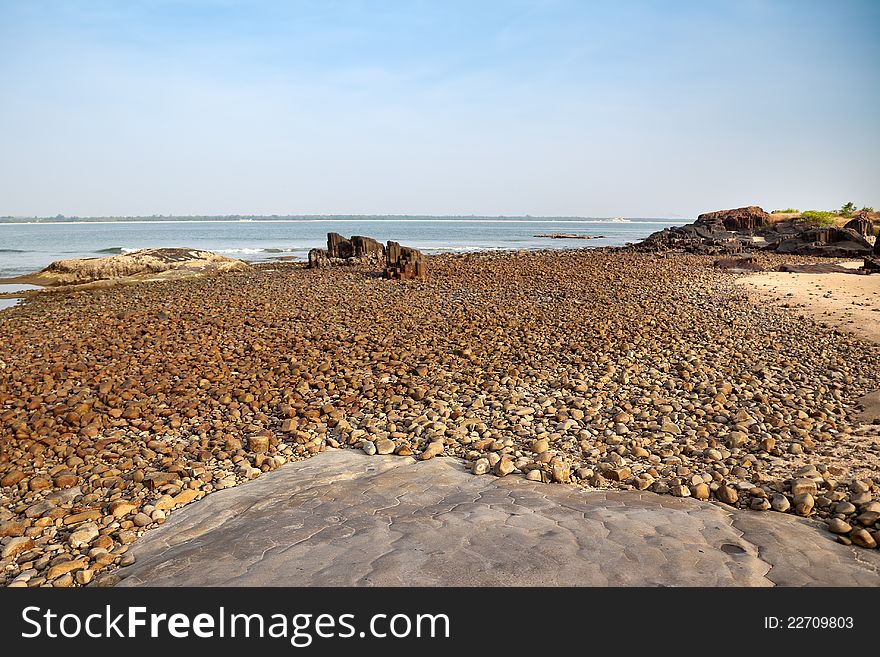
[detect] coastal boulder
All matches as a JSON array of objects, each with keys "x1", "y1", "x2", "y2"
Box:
[
  {"x1": 844, "y1": 216, "x2": 874, "y2": 238},
  {"x1": 774, "y1": 226, "x2": 872, "y2": 257},
  {"x1": 350, "y1": 236, "x2": 386, "y2": 261},
  {"x1": 636, "y1": 206, "x2": 874, "y2": 258},
  {"x1": 865, "y1": 231, "x2": 880, "y2": 273},
  {"x1": 327, "y1": 233, "x2": 353, "y2": 259},
  {"x1": 308, "y1": 234, "x2": 387, "y2": 268},
  {"x1": 696, "y1": 206, "x2": 770, "y2": 232},
  {"x1": 636, "y1": 223, "x2": 742, "y2": 255},
  {"x1": 308, "y1": 248, "x2": 331, "y2": 268},
  {"x1": 21, "y1": 248, "x2": 250, "y2": 287},
  {"x1": 384, "y1": 241, "x2": 427, "y2": 280}
]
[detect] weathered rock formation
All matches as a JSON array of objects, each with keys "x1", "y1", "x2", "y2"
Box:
[
  {"x1": 323, "y1": 233, "x2": 386, "y2": 261},
  {"x1": 844, "y1": 216, "x2": 875, "y2": 238},
  {"x1": 865, "y1": 233, "x2": 880, "y2": 274},
  {"x1": 775, "y1": 263, "x2": 856, "y2": 274},
  {"x1": 327, "y1": 232, "x2": 353, "y2": 259},
  {"x1": 535, "y1": 233, "x2": 604, "y2": 240},
  {"x1": 6, "y1": 248, "x2": 250, "y2": 288},
  {"x1": 309, "y1": 233, "x2": 388, "y2": 267},
  {"x1": 636, "y1": 222, "x2": 744, "y2": 255},
  {"x1": 636, "y1": 206, "x2": 873, "y2": 258},
  {"x1": 307, "y1": 248, "x2": 330, "y2": 269},
  {"x1": 308, "y1": 233, "x2": 427, "y2": 280},
  {"x1": 696, "y1": 206, "x2": 770, "y2": 232},
  {"x1": 384, "y1": 241, "x2": 426, "y2": 280},
  {"x1": 775, "y1": 226, "x2": 872, "y2": 258},
  {"x1": 351, "y1": 236, "x2": 385, "y2": 259}
]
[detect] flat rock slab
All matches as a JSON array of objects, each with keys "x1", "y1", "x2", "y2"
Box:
[{"x1": 116, "y1": 450, "x2": 880, "y2": 587}]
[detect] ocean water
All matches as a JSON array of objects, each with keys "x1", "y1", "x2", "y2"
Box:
[{"x1": 0, "y1": 217, "x2": 686, "y2": 280}]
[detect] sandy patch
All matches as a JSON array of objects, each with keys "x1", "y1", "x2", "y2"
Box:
[{"x1": 736, "y1": 261, "x2": 880, "y2": 344}]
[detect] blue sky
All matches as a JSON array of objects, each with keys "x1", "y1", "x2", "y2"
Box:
[{"x1": 1, "y1": 0, "x2": 878, "y2": 217}]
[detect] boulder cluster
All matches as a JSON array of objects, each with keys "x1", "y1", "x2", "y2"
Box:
[
  {"x1": 637, "y1": 206, "x2": 876, "y2": 261},
  {"x1": 308, "y1": 233, "x2": 426, "y2": 280},
  {"x1": 1, "y1": 248, "x2": 879, "y2": 587}
]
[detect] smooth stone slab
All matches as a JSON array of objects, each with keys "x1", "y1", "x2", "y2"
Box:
[{"x1": 116, "y1": 450, "x2": 880, "y2": 587}]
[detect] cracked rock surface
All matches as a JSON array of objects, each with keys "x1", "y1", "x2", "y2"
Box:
[{"x1": 116, "y1": 450, "x2": 880, "y2": 587}]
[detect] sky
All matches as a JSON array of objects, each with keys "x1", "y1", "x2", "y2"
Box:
[{"x1": 0, "y1": 0, "x2": 878, "y2": 218}]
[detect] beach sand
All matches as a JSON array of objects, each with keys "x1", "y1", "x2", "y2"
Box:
[{"x1": 736, "y1": 261, "x2": 880, "y2": 344}]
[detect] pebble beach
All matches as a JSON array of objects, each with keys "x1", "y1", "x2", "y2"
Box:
[{"x1": 1, "y1": 247, "x2": 880, "y2": 587}]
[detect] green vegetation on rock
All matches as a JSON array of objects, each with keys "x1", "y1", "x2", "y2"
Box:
[{"x1": 797, "y1": 210, "x2": 837, "y2": 226}]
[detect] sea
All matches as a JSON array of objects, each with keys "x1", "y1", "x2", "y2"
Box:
[
  {"x1": 0, "y1": 216, "x2": 687, "y2": 281},
  {"x1": 0, "y1": 216, "x2": 688, "y2": 312}
]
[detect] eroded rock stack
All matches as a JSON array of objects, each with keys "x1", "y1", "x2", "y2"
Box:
[
  {"x1": 865, "y1": 233, "x2": 880, "y2": 273},
  {"x1": 775, "y1": 226, "x2": 873, "y2": 258},
  {"x1": 384, "y1": 241, "x2": 426, "y2": 280},
  {"x1": 636, "y1": 206, "x2": 874, "y2": 258},
  {"x1": 844, "y1": 216, "x2": 875, "y2": 238},
  {"x1": 327, "y1": 232, "x2": 353, "y2": 259},
  {"x1": 308, "y1": 233, "x2": 386, "y2": 269},
  {"x1": 308, "y1": 233, "x2": 426, "y2": 280},
  {"x1": 696, "y1": 206, "x2": 770, "y2": 232}
]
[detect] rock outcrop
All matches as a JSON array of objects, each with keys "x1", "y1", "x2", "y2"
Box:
[
  {"x1": 12, "y1": 248, "x2": 250, "y2": 288},
  {"x1": 636, "y1": 222, "x2": 744, "y2": 255},
  {"x1": 865, "y1": 233, "x2": 880, "y2": 273},
  {"x1": 535, "y1": 233, "x2": 604, "y2": 240},
  {"x1": 307, "y1": 248, "x2": 330, "y2": 269},
  {"x1": 775, "y1": 226, "x2": 872, "y2": 258},
  {"x1": 327, "y1": 232, "x2": 353, "y2": 259},
  {"x1": 844, "y1": 216, "x2": 875, "y2": 238},
  {"x1": 309, "y1": 233, "x2": 387, "y2": 268},
  {"x1": 696, "y1": 206, "x2": 770, "y2": 232},
  {"x1": 308, "y1": 233, "x2": 427, "y2": 280},
  {"x1": 384, "y1": 241, "x2": 426, "y2": 280},
  {"x1": 636, "y1": 206, "x2": 873, "y2": 258}
]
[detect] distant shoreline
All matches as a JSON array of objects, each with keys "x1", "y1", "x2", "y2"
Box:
[{"x1": 0, "y1": 216, "x2": 685, "y2": 225}]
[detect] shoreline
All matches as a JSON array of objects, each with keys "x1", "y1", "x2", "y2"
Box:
[{"x1": 1, "y1": 247, "x2": 879, "y2": 587}]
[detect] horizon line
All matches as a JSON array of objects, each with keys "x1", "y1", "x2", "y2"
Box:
[{"x1": 0, "y1": 213, "x2": 688, "y2": 220}]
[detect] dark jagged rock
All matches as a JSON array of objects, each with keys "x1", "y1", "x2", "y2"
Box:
[
  {"x1": 308, "y1": 234, "x2": 424, "y2": 279},
  {"x1": 865, "y1": 234, "x2": 880, "y2": 273},
  {"x1": 776, "y1": 263, "x2": 856, "y2": 274},
  {"x1": 696, "y1": 206, "x2": 770, "y2": 232},
  {"x1": 635, "y1": 223, "x2": 743, "y2": 255},
  {"x1": 327, "y1": 233, "x2": 353, "y2": 259},
  {"x1": 350, "y1": 236, "x2": 385, "y2": 260},
  {"x1": 308, "y1": 234, "x2": 386, "y2": 269},
  {"x1": 844, "y1": 217, "x2": 874, "y2": 238},
  {"x1": 535, "y1": 233, "x2": 604, "y2": 240},
  {"x1": 635, "y1": 206, "x2": 873, "y2": 258},
  {"x1": 307, "y1": 249, "x2": 330, "y2": 269},
  {"x1": 384, "y1": 241, "x2": 426, "y2": 280},
  {"x1": 775, "y1": 227, "x2": 872, "y2": 258}
]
